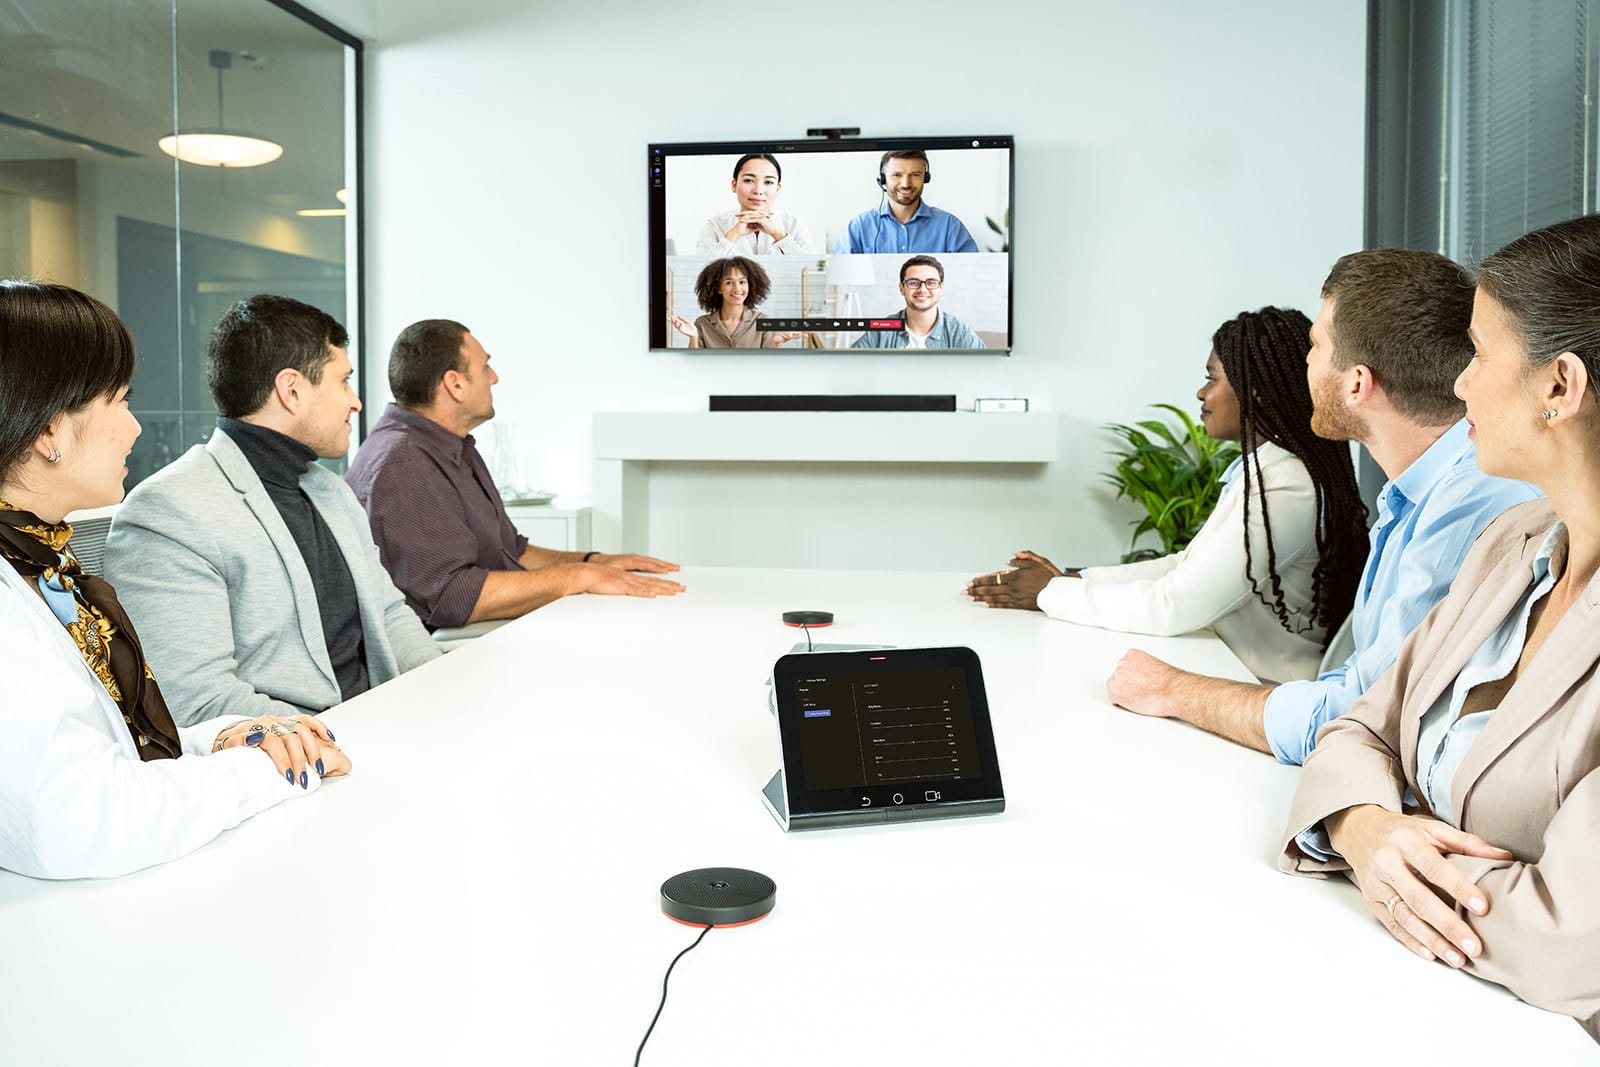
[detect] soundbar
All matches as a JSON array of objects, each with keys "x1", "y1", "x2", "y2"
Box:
[{"x1": 709, "y1": 394, "x2": 957, "y2": 413}]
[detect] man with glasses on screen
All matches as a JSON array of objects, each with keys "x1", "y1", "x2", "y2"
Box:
[
  {"x1": 834, "y1": 150, "x2": 979, "y2": 255},
  {"x1": 851, "y1": 255, "x2": 984, "y2": 349}
]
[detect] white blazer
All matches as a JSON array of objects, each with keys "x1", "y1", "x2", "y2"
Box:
[
  {"x1": 1036, "y1": 442, "x2": 1328, "y2": 683},
  {"x1": 0, "y1": 563, "x2": 311, "y2": 880}
]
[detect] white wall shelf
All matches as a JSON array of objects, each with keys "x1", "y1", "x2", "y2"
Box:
[{"x1": 592, "y1": 412, "x2": 1057, "y2": 551}]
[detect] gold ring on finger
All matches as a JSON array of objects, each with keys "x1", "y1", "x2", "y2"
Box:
[{"x1": 1383, "y1": 893, "x2": 1403, "y2": 918}]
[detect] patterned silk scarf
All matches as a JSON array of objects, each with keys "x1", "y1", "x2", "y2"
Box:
[{"x1": 0, "y1": 498, "x2": 182, "y2": 760}]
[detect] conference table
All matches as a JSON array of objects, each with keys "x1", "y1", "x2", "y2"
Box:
[{"x1": 2, "y1": 567, "x2": 1591, "y2": 1064}]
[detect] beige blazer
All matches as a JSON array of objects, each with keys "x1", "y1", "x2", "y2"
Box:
[{"x1": 1279, "y1": 500, "x2": 1600, "y2": 1040}]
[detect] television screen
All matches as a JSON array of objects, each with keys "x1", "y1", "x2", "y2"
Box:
[{"x1": 648, "y1": 135, "x2": 1013, "y2": 353}]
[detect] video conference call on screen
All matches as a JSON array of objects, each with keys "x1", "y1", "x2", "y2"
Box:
[
  {"x1": 648, "y1": 135, "x2": 1014, "y2": 353},
  {"x1": 792, "y1": 667, "x2": 984, "y2": 793}
]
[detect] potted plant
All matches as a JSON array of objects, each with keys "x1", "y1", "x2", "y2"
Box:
[{"x1": 1103, "y1": 403, "x2": 1240, "y2": 563}]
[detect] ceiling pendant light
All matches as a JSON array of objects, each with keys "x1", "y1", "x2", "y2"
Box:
[{"x1": 157, "y1": 49, "x2": 283, "y2": 168}]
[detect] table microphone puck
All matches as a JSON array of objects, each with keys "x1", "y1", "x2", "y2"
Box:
[
  {"x1": 782, "y1": 610, "x2": 833, "y2": 628},
  {"x1": 660, "y1": 868, "x2": 776, "y2": 928}
]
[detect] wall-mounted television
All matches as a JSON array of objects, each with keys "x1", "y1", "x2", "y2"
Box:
[{"x1": 648, "y1": 135, "x2": 1013, "y2": 354}]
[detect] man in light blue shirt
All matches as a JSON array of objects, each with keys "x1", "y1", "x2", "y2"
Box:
[
  {"x1": 1104, "y1": 249, "x2": 1540, "y2": 763},
  {"x1": 833, "y1": 150, "x2": 979, "y2": 255},
  {"x1": 850, "y1": 255, "x2": 985, "y2": 350}
]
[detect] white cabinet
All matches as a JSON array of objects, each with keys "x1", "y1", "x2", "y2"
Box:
[{"x1": 503, "y1": 499, "x2": 592, "y2": 552}]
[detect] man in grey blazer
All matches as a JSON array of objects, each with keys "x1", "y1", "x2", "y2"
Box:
[{"x1": 107, "y1": 295, "x2": 439, "y2": 727}]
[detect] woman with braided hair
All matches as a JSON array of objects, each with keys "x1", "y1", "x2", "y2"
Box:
[
  {"x1": 0, "y1": 280, "x2": 348, "y2": 879},
  {"x1": 966, "y1": 307, "x2": 1369, "y2": 685}
]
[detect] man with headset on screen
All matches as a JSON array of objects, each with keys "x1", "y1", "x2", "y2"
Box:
[
  {"x1": 833, "y1": 149, "x2": 980, "y2": 255},
  {"x1": 851, "y1": 255, "x2": 984, "y2": 349}
]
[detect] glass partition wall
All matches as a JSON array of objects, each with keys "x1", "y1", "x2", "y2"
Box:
[{"x1": 0, "y1": 0, "x2": 361, "y2": 483}]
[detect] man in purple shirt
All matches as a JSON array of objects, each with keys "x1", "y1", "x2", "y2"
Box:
[{"x1": 346, "y1": 320, "x2": 683, "y2": 629}]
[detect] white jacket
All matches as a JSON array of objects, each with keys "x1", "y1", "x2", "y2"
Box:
[
  {"x1": 0, "y1": 562, "x2": 312, "y2": 880},
  {"x1": 1037, "y1": 442, "x2": 1328, "y2": 683}
]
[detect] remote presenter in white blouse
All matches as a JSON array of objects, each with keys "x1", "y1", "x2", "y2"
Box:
[
  {"x1": 695, "y1": 152, "x2": 819, "y2": 257},
  {"x1": 967, "y1": 307, "x2": 1370, "y2": 685}
]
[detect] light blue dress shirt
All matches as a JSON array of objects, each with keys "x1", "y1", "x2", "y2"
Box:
[
  {"x1": 848, "y1": 308, "x2": 985, "y2": 349},
  {"x1": 1294, "y1": 521, "x2": 1564, "y2": 862},
  {"x1": 1217, "y1": 453, "x2": 1246, "y2": 492},
  {"x1": 833, "y1": 201, "x2": 979, "y2": 254},
  {"x1": 1262, "y1": 420, "x2": 1541, "y2": 765},
  {"x1": 1414, "y1": 521, "x2": 1563, "y2": 824}
]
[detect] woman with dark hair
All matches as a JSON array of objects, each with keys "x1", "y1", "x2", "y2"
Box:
[
  {"x1": 1280, "y1": 214, "x2": 1600, "y2": 1039},
  {"x1": 667, "y1": 256, "x2": 802, "y2": 349},
  {"x1": 695, "y1": 153, "x2": 819, "y2": 256},
  {"x1": 0, "y1": 280, "x2": 345, "y2": 880},
  {"x1": 966, "y1": 307, "x2": 1370, "y2": 685}
]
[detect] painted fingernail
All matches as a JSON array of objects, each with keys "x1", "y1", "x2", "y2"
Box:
[
  {"x1": 246, "y1": 732, "x2": 264, "y2": 746},
  {"x1": 1462, "y1": 937, "x2": 1480, "y2": 955},
  {"x1": 1446, "y1": 950, "x2": 1464, "y2": 967},
  {"x1": 327, "y1": 729, "x2": 337, "y2": 742},
  {"x1": 1469, "y1": 898, "x2": 1486, "y2": 915},
  {"x1": 299, "y1": 771, "x2": 308, "y2": 789},
  {"x1": 315, "y1": 759, "x2": 325, "y2": 776},
  {"x1": 286, "y1": 769, "x2": 295, "y2": 783}
]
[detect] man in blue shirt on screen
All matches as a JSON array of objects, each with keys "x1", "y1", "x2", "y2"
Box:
[
  {"x1": 850, "y1": 255, "x2": 985, "y2": 350},
  {"x1": 1098, "y1": 249, "x2": 1540, "y2": 764},
  {"x1": 833, "y1": 150, "x2": 979, "y2": 255}
]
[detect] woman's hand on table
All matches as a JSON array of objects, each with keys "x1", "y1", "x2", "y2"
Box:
[
  {"x1": 212, "y1": 715, "x2": 351, "y2": 788},
  {"x1": 1325, "y1": 803, "x2": 1512, "y2": 967},
  {"x1": 965, "y1": 550, "x2": 1065, "y2": 610}
]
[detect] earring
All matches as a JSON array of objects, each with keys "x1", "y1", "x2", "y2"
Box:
[
  {"x1": 1542, "y1": 410, "x2": 1557, "y2": 421},
  {"x1": 46, "y1": 448, "x2": 61, "y2": 463}
]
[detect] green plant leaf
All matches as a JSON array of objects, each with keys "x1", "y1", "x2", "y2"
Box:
[{"x1": 1102, "y1": 403, "x2": 1237, "y2": 560}]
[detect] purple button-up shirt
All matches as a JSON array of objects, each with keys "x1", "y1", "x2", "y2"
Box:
[{"x1": 345, "y1": 404, "x2": 528, "y2": 629}]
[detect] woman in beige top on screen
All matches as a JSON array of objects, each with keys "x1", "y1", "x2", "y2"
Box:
[
  {"x1": 1279, "y1": 213, "x2": 1600, "y2": 1040},
  {"x1": 966, "y1": 307, "x2": 1371, "y2": 685},
  {"x1": 668, "y1": 256, "x2": 802, "y2": 349}
]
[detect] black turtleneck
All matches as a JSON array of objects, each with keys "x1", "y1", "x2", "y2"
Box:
[{"x1": 217, "y1": 418, "x2": 370, "y2": 703}]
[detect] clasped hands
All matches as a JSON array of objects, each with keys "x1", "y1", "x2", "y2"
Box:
[
  {"x1": 1325, "y1": 803, "x2": 1511, "y2": 968},
  {"x1": 727, "y1": 211, "x2": 786, "y2": 243},
  {"x1": 965, "y1": 549, "x2": 1072, "y2": 610},
  {"x1": 211, "y1": 714, "x2": 349, "y2": 789}
]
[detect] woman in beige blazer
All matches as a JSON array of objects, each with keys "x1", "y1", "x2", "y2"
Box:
[{"x1": 1279, "y1": 214, "x2": 1600, "y2": 1040}]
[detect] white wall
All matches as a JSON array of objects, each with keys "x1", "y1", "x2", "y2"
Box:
[{"x1": 348, "y1": 0, "x2": 1366, "y2": 571}]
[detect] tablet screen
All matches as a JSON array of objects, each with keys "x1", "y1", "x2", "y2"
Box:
[
  {"x1": 794, "y1": 664, "x2": 982, "y2": 790},
  {"x1": 772, "y1": 647, "x2": 1003, "y2": 818}
]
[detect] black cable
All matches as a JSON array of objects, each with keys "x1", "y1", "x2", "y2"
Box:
[
  {"x1": 635, "y1": 923, "x2": 712, "y2": 1066},
  {"x1": 802, "y1": 623, "x2": 813, "y2": 652}
]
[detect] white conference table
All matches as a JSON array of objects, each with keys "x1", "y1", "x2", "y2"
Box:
[{"x1": 1, "y1": 567, "x2": 1591, "y2": 1064}]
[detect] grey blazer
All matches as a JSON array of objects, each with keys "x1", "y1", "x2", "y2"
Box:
[
  {"x1": 1280, "y1": 500, "x2": 1600, "y2": 1040},
  {"x1": 105, "y1": 429, "x2": 440, "y2": 726}
]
